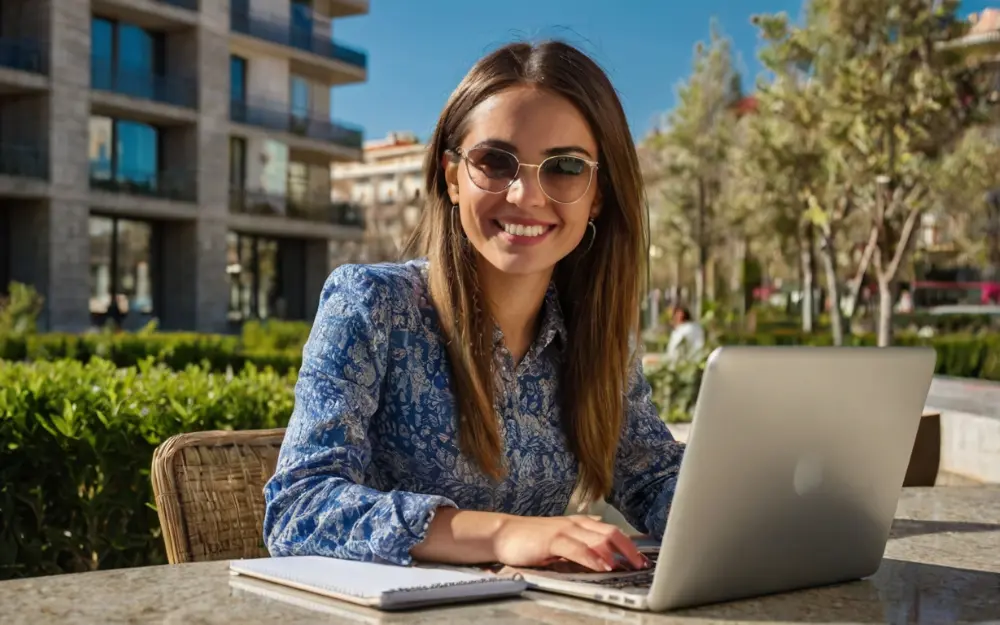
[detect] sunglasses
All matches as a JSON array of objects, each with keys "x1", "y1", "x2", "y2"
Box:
[{"x1": 450, "y1": 145, "x2": 599, "y2": 205}]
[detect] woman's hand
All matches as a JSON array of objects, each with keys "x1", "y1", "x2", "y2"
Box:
[{"x1": 493, "y1": 515, "x2": 650, "y2": 572}]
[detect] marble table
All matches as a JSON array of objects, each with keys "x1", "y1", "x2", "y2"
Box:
[{"x1": 3, "y1": 486, "x2": 999, "y2": 624}]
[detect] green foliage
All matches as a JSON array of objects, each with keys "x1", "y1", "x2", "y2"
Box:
[
  {"x1": 0, "y1": 282, "x2": 44, "y2": 336},
  {"x1": 644, "y1": 326, "x2": 1000, "y2": 425},
  {"x1": 240, "y1": 319, "x2": 312, "y2": 352},
  {"x1": 0, "y1": 358, "x2": 296, "y2": 580},
  {"x1": 0, "y1": 331, "x2": 302, "y2": 374}
]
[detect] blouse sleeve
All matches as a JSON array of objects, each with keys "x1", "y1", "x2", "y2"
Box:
[
  {"x1": 607, "y1": 353, "x2": 687, "y2": 538},
  {"x1": 262, "y1": 265, "x2": 456, "y2": 566}
]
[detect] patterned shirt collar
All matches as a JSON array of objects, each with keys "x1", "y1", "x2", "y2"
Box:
[{"x1": 491, "y1": 281, "x2": 567, "y2": 354}]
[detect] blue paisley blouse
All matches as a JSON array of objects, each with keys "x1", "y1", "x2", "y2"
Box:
[{"x1": 262, "y1": 259, "x2": 686, "y2": 566}]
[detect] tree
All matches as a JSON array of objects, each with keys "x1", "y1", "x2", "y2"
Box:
[
  {"x1": 644, "y1": 24, "x2": 743, "y2": 319},
  {"x1": 752, "y1": 0, "x2": 992, "y2": 346}
]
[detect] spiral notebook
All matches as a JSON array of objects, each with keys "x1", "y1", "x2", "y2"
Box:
[{"x1": 228, "y1": 556, "x2": 528, "y2": 611}]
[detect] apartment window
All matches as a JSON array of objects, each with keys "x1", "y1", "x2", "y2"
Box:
[
  {"x1": 91, "y1": 17, "x2": 165, "y2": 99},
  {"x1": 290, "y1": 76, "x2": 309, "y2": 119},
  {"x1": 229, "y1": 137, "x2": 246, "y2": 190},
  {"x1": 230, "y1": 55, "x2": 246, "y2": 103},
  {"x1": 89, "y1": 215, "x2": 156, "y2": 329},
  {"x1": 227, "y1": 232, "x2": 282, "y2": 321},
  {"x1": 287, "y1": 161, "x2": 308, "y2": 207},
  {"x1": 89, "y1": 115, "x2": 160, "y2": 186},
  {"x1": 291, "y1": 1, "x2": 313, "y2": 43}
]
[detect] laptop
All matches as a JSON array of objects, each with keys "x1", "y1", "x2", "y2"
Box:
[{"x1": 509, "y1": 345, "x2": 937, "y2": 612}]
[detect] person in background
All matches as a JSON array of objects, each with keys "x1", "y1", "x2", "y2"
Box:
[
  {"x1": 665, "y1": 306, "x2": 705, "y2": 362},
  {"x1": 263, "y1": 40, "x2": 684, "y2": 574}
]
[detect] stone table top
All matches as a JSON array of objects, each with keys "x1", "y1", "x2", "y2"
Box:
[{"x1": 3, "y1": 486, "x2": 1000, "y2": 624}]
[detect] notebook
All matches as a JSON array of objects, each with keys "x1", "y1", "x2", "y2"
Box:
[{"x1": 228, "y1": 556, "x2": 528, "y2": 611}]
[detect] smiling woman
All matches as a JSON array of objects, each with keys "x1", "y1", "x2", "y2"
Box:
[{"x1": 263, "y1": 40, "x2": 684, "y2": 575}]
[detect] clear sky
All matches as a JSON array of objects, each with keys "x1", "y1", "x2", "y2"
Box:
[{"x1": 331, "y1": 1, "x2": 996, "y2": 144}]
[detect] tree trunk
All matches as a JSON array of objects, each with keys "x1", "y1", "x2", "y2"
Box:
[
  {"x1": 694, "y1": 246, "x2": 707, "y2": 320},
  {"x1": 799, "y1": 225, "x2": 815, "y2": 334},
  {"x1": 843, "y1": 229, "x2": 878, "y2": 324},
  {"x1": 877, "y1": 277, "x2": 894, "y2": 347},
  {"x1": 694, "y1": 178, "x2": 708, "y2": 320},
  {"x1": 818, "y1": 231, "x2": 845, "y2": 346}
]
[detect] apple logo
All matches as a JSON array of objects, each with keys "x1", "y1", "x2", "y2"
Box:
[{"x1": 793, "y1": 455, "x2": 824, "y2": 496}]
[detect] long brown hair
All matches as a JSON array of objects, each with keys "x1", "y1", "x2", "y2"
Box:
[{"x1": 404, "y1": 40, "x2": 648, "y2": 504}]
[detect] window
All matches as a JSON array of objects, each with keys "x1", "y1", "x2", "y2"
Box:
[
  {"x1": 290, "y1": 76, "x2": 310, "y2": 120},
  {"x1": 291, "y1": 0, "x2": 313, "y2": 47},
  {"x1": 230, "y1": 55, "x2": 246, "y2": 103},
  {"x1": 229, "y1": 137, "x2": 246, "y2": 190},
  {"x1": 90, "y1": 215, "x2": 156, "y2": 329},
  {"x1": 90, "y1": 17, "x2": 165, "y2": 100},
  {"x1": 287, "y1": 161, "x2": 308, "y2": 207},
  {"x1": 89, "y1": 115, "x2": 160, "y2": 187},
  {"x1": 227, "y1": 232, "x2": 284, "y2": 321}
]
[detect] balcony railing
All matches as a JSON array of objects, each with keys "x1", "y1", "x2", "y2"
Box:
[
  {"x1": 89, "y1": 164, "x2": 197, "y2": 202},
  {"x1": 91, "y1": 56, "x2": 198, "y2": 109},
  {"x1": 229, "y1": 6, "x2": 367, "y2": 70},
  {"x1": 0, "y1": 143, "x2": 48, "y2": 180},
  {"x1": 230, "y1": 98, "x2": 363, "y2": 149},
  {"x1": 230, "y1": 188, "x2": 366, "y2": 228},
  {"x1": 156, "y1": 0, "x2": 199, "y2": 10},
  {"x1": 0, "y1": 37, "x2": 46, "y2": 75}
]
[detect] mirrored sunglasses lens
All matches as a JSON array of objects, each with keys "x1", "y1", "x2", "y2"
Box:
[
  {"x1": 466, "y1": 147, "x2": 518, "y2": 192},
  {"x1": 540, "y1": 156, "x2": 592, "y2": 203}
]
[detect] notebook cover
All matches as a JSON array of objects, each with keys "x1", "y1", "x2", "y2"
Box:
[{"x1": 228, "y1": 556, "x2": 527, "y2": 610}]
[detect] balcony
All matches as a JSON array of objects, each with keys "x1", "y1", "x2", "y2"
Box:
[
  {"x1": 157, "y1": 0, "x2": 198, "y2": 9},
  {"x1": 230, "y1": 189, "x2": 366, "y2": 228},
  {"x1": 89, "y1": 164, "x2": 196, "y2": 202},
  {"x1": 230, "y1": 98, "x2": 363, "y2": 150},
  {"x1": 0, "y1": 143, "x2": 48, "y2": 180},
  {"x1": 91, "y1": 56, "x2": 198, "y2": 109},
  {"x1": 229, "y1": 6, "x2": 367, "y2": 71},
  {"x1": 0, "y1": 37, "x2": 46, "y2": 75}
]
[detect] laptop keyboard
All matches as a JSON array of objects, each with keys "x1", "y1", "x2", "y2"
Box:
[{"x1": 586, "y1": 551, "x2": 659, "y2": 588}]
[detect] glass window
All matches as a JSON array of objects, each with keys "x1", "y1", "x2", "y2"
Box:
[
  {"x1": 89, "y1": 215, "x2": 156, "y2": 329},
  {"x1": 291, "y1": 1, "x2": 313, "y2": 44},
  {"x1": 230, "y1": 55, "x2": 246, "y2": 103},
  {"x1": 88, "y1": 116, "x2": 159, "y2": 187},
  {"x1": 115, "y1": 120, "x2": 159, "y2": 186},
  {"x1": 287, "y1": 161, "x2": 308, "y2": 205},
  {"x1": 290, "y1": 76, "x2": 310, "y2": 119},
  {"x1": 88, "y1": 116, "x2": 113, "y2": 181},
  {"x1": 89, "y1": 216, "x2": 114, "y2": 317},
  {"x1": 117, "y1": 24, "x2": 157, "y2": 99},
  {"x1": 117, "y1": 219, "x2": 153, "y2": 317},
  {"x1": 91, "y1": 18, "x2": 114, "y2": 90},
  {"x1": 226, "y1": 232, "x2": 286, "y2": 321},
  {"x1": 229, "y1": 137, "x2": 246, "y2": 190}
]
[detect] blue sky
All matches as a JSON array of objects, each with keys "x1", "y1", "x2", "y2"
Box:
[{"x1": 332, "y1": 0, "x2": 996, "y2": 143}]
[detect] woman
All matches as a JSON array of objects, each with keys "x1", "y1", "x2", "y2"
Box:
[{"x1": 263, "y1": 40, "x2": 685, "y2": 574}]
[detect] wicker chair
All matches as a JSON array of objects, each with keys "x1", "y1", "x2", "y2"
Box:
[{"x1": 151, "y1": 428, "x2": 286, "y2": 564}]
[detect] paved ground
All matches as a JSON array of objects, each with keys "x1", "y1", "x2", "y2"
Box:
[{"x1": 926, "y1": 376, "x2": 1000, "y2": 421}]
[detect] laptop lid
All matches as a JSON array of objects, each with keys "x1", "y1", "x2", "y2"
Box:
[{"x1": 648, "y1": 345, "x2": 936, "y2": 612}]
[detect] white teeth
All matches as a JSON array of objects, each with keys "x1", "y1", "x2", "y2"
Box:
[{"x1": 499, "y1": 222, "x2": 547, "y2": 237}]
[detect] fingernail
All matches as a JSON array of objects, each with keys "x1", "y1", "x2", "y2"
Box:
[{"x1": 604, "y1": 562, "x2": 613, "y2": 572}]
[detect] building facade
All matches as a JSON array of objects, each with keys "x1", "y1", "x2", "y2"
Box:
[
  {"x1": 329, "y1": 131, "x2": 425, "y2": 264},
  {"x1": 0, "y1": 0, "x2": 368, "y2": 333}
]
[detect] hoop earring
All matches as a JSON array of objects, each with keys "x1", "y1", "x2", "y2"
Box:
[
  {"x1": 452, "y1": 204, "x2": 467, "y2": 240},
  {"x1": 582, "y1": 219, "x2": 596, "y2": 254}
]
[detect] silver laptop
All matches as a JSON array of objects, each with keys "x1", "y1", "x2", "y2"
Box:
[{"x1": 518, "y1": 345, "x2": 937, "y2": 612}]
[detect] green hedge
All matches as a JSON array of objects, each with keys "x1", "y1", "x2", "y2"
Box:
[
  {"x1": 0, "y1": 331, "x2": 302, "y2": 374},
  {"x1": 0, "y1": 358, "x2": 296, "y2": 581}
]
